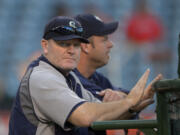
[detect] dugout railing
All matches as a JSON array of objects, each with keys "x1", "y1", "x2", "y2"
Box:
[{"x1": 90, "y1": 35, "x2": 180, "y2": 135}]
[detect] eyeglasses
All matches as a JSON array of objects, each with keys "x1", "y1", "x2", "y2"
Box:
[
  {"x1": 55, "y1": 41, "x2": 81, "y2": 47},
  {"x1": 44, "y1": 25, "x2": 84, "y2": 39}
]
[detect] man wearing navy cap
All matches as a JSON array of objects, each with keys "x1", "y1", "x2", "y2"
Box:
[
  {"x1": 8, "y1": 16, "x2": 161, "y2": 135},
  {"x1": 74, "y1": 14, "x2": 129, "y2": 103},
  {"x1": 74, "y1": 14, "x2": 161, "y2": 112}
]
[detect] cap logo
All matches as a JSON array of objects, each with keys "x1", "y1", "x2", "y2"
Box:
[
  {"x1": 94, "y1": 15, "x2": 102, "y2": 22},
  {"x1": 69, "y1": 21, "x2": 76, "y2": 28}
]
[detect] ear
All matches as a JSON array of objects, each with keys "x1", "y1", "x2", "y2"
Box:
[
  {"x1": 80, "y1": 43, "x2": 91, "y2": 54},
  {"x1": 41, "y1": 39, "x2": 49, "y2": 54}
]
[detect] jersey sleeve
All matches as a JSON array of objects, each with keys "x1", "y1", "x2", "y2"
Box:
[{"x1": 29, "y1": 69, "x2": 86, "y2": 130}]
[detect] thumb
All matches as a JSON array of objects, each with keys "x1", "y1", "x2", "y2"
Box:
[{"x1": 98, "y1": 90, "x2": 106, "y2": 96}]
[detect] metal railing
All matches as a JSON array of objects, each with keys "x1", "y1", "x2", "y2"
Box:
[
  {"x1": 90, "y1": 34, "x2": 180, "y2": 135},
  {"x1": 91, "y1": 80, "x2": 180, "y2": 135}
]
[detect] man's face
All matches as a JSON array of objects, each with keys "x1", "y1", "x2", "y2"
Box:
[
  {"x1": 41, "y1": 39, "x2": 81, "y2": 73},
  {"x1": 88, "y1": 35, "x2": 113, "y2": 67}
]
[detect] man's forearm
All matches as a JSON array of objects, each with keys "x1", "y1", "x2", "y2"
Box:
[
  {"x1": 68, "y1": 69, "x2": 150, "y2": 127},
  {"x1": 68, "y1": 98, "x2": 133, "y2": 127}
]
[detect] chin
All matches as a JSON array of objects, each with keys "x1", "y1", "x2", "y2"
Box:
[
  {"x1": 64, "y1": 65, "x2": 77, "y2": 70},
  {"x1": 102, "y1": 59, "x2": 109, "y2": 65}
]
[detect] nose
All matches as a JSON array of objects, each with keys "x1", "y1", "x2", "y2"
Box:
[
  {"x1": 67, "y1": 44, "x2": 75, "y2": 54},
  {"x1": 108, "y1": 40, "x2": 113, "y2": 49}
]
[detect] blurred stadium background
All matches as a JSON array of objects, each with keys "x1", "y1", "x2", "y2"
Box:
[{"x1": 0, "y1": 0, "x2": 179, "y2": 134}]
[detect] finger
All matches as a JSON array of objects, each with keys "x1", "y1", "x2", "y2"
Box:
[
  {"x1": 129, "y1": 68, "x2": 150, "y2": 97},
  {"x1": 102, "y1": 91, "x2": 112, "y2": 102},
  {"x1": 114, "y1": 94, "x2": 126, "y2": 101},
  {"x1": 105, "y1": 93, "x2": 116, "y2": 102},
  {"x1": 143, "y1": 74, "x2": 163, "y2": 99},
  {"x1": 136, "y1": 69, "x2": 150, "y2": 90},
  {"x1": 99, "y1": 89, "x2": 113, "y2": 96},
  {"x1": 146, "y1": 74, "x2": 163, "y2": 90},
  {"x1": 103, "y1": 91, "x2": 127, "y2": 102},
  {"x1": 103, "y1": 89, "x2": 120, "y2": 102},
  {"x1": 132, "y1": 68, "x2": 150, "y2": 95},
  {"x1": 127, "y1": 68, "x2": 150, "y2": 106},
  {"x1": 118, "y1": 91, "x2": 127, "y2": 98},
  {"x1": 98, "y1": 90, "x2": 106, "y2": 96}
]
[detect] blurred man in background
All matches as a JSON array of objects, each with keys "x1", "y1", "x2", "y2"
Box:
[
  {"x1": 74, "y1": 14, "x2": 163, "y2": 135},
  {"x1": 74, "y1": 13, "x2": 158, "y2": 109},
  {"x1": 74, "y1": 14, "x2": 128, "y2": 102}
]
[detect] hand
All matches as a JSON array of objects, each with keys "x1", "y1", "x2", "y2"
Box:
[
  {"x1": 142, "y1": 74, "x2": 163, "y2": 100},
  {"x1": 129, "y1": 73, "x2": 163, "y2": 112},
  {"x1": 126, "y1": 69, "x2": 150, "y2": 107},
  {"x1": 130, "y1": 98, "x2": 154, "y2": 112},
  {"x1": 99, "y1": 89, "x2": 127, "y2": 102}
]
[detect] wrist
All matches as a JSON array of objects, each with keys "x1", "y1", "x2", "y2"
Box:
[
  {"x1": 128, "y1": 108, "x2": 139, "y2": 119},
  {"x1": 128, "y1": 108, "x2": 135, "y2": 113},
  {"x1": 125, "y1": 98, "x2": 135, "y2": 109}
]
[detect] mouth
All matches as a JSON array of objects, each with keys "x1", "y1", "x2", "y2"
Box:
[
  {"x1": 107, "y1": 49, "x2": 111, "y2": 54},
  {"x1": 106, "y1": 51, "x2": 110, "y2": 55},
  {"x1": 64, "y1": 58, "x2": 77, "y2": 63},
  {"x1": 64, "y1": 57, "x2": 76, "y2": 60}
]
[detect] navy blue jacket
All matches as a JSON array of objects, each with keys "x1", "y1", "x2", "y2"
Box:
[
  {"x1": 73, "y1": 68, "x2": 129, "y2": 100},
  {"x1": 9, "y1": 55, "x2": 100, "y2": 135}
]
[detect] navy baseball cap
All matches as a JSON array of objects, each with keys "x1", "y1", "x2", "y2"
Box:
[
  {"x1": 43, "y1": 16, "x2": 89, "y2": 43},
  {"x1": 74, "y1": 13, "x2": 119, "y2": 38}
]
